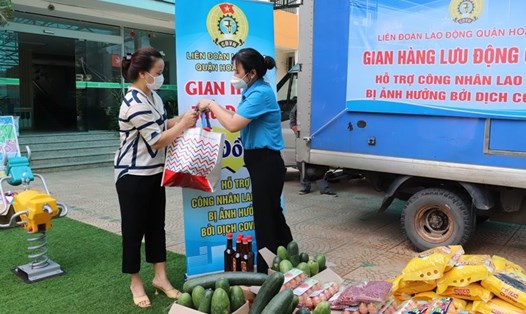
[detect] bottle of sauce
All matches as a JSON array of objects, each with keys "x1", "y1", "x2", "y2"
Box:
[
  {"x1": 233, "y1": 233, "x2": 243, "y2": 271},
  {"x1": 246, "y1": 235, "x2": 255, "y2": 272},
  {"x1": 224, "y1": 232, "x2": 234, "y2": 271}
]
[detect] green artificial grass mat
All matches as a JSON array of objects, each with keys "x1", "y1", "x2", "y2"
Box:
[{"x1": 0, "y1": 217, "x2": 186, "y2": 314}]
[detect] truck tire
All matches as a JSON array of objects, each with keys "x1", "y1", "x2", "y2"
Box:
[{"x1": 401, "y1": 188, "x2": 474, "y2": 251}]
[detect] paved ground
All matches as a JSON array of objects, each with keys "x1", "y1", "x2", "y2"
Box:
[{"x1": 33, "y1": 167, "x2": 526, "y2": 282}]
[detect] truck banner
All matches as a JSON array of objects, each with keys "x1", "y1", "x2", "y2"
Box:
[
  {"x1": 175, "y1": 0, "x2": 276, "y2": 276},
  {"x1": 346, "y1": 0, "x2": 526, "y2": 119}
]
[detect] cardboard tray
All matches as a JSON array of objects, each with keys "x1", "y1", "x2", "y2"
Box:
[{"x1": 168, "y1": 300, "x2": 249, "y2": 314}]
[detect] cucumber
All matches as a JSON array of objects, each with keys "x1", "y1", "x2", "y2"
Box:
[
  {"x1": 230, "y1": 286, "x2": 246, "y2": 312},
  {"x1": 183, "y1": 272, "x2": 268, "y2": 293},
  {"x1": 287, "y1": 295, "x2": 299, "y2": 314},
  {"x1": 192, "y1": 285, "x2": 206, "y2": 309},
  {"x1": 249, "y1": 272, "x2": 285, "y2": 314},
  {"x1": 261, "y1": 289, "x2": 294, "y2": 314},
  {"x1": 197, "y1": 289, "x2": 213, "y2": 313},
  {"x1": 211, "y1": 288, "x2": 230, "y2": 314}
]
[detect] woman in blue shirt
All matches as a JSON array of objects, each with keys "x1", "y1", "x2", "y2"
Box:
[{"x1": 197, "y1": 48, "x2": 293, "y2": 273}]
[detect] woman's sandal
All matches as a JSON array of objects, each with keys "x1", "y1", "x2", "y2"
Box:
[
  {"x1": 152, "y1": 284, "x2": 182, "y2": 299},
  {"x1": 132, "y1": 295, "x2": 151, "y2": 308}
]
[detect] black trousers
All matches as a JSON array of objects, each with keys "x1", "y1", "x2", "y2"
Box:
[
  {"x1": 116, "y1": 173, "x2": 166, "y2": 274},
  {"x1": 244, "y1": 148, "x2": 294, "y2": 273}
]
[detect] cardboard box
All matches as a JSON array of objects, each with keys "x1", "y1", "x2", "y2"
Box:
[
  {"x1": 250, "y1": 247, "x2": 343, "y2": 294},
  {"x1": 168, "y1": 300, "x2": 249, "y2": 314}
]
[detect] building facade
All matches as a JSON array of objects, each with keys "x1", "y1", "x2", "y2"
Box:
[{"x1": 0, "y1": 0, "x2": 297, "y2": 132}]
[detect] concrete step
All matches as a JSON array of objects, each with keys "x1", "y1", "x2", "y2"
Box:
[
  {"x1": 16, "y1": 131, "x2": 119, "y2": 172},
  {"x1": 34, "y1": 160, "x2": 114, "y2": 173},
  {"x1": 20, "y1": 139, "x2": 119, "y2": 151},
  {"x1": 29, "y1": 152, "x2": 114, "y2": 169},
  {"x1": 18, "y1": 131, "x2": 119, "y2": 145},
  {"x1": 28, "y1": 145, "x2": 117, "y2": 159}
]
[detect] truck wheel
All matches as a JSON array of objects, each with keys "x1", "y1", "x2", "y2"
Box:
[{"x1": 401, "y1": 188, "x2": 474, "y2": 251}]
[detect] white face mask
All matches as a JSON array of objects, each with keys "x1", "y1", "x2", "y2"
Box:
[
  {"x1": 230, "y1": 73, "x2": 249, "y2": 90},
  {"x1": 146, "y1": 73, "x2": 164, "y2": 90}
]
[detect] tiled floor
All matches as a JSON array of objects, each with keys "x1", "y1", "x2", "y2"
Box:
[{"x1": 32, "y1": 167, "x2": 526, "y2": 282}]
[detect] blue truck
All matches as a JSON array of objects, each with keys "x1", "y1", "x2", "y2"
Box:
[{"x1": 291, "y1": 0, "x2": 526, "y2": 250}]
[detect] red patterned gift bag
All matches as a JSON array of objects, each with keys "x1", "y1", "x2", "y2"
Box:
[{"x1": 162, "y1": 113, "x2": 225, "y2": 192}]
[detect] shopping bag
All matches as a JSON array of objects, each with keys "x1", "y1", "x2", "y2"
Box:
[{"x1": 162, "y1": 112, "x2": 225, "y2": 192}]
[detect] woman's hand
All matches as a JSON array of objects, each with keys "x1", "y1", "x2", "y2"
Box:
[
  {"x1": 177, "y1": 108, "x2": 199, "y2": 129},
  {"x1": 196, "y1": 99, "x2": 213, "y2": 112}
]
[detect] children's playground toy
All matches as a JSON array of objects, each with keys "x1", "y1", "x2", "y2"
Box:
[{"x1": 0, "y1": 149, "x2": 68, "y2": 283}]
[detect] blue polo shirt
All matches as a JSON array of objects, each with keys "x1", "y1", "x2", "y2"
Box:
[{"x1": 236, "y1": 78, "x2": 284, "y2": 151}]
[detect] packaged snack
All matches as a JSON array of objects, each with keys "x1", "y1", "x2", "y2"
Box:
[
  {"x1": 436, "y1": 255, "x2": 494, "y2": 293},
  {"x1": 472, "y1": 297, "x2": 524, "y2": 314},
  {"x1": 402, "y1": 246, "x2": 462, "y2": 281},
  {"x1": 423, "y1": 297, "x2": 458, "y2": 314},
  {"x1": 412, "y1": 293, "x2": 467, "y2": 311},
  {"x1": 440, "y1": 283, "x2": 493, "y2": 302},
  {"x1": 481, "y1": 271, "x2": 526, "y2": 309},
  {"x1": 394, "y1": 299, "x2": 429, "y2": 314}
]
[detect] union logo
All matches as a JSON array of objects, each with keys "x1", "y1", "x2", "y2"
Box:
[
  {"x1": 207, "y1": 3, "x2": 249, "y2": 48},
  {"x1": 449, "y1": 0, "x2": 483, "y2": 24}
]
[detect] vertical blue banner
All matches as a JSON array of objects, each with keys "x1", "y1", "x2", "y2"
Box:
[{"x1": 175, "y1": 0, "x2": 276, "y2": 276}]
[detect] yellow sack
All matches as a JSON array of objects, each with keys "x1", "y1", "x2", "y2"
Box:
[
  {"x1": 413, "y1": 291, "x2": 441, "y2": 301},
  {"x1": 402, "y1": 246, "x2": 463, "y2": 281},
  {"x1": 391, "y1": 274, "x2": 437, "y2": 296},
  {"x1": 436, "y1": 255, "x2": 494, "y2": 294},
  {"x1": 492, "y1": 255, "x2": 526, "y2": 276},
  {"x1": 472, "y1": 298, "x2": 524, "y2": 314},
  {"x1": 481, "y1": 271, "x2": 526, "y2": 310},
  {"x1": 441, "y1": 283, "x2": 493, "y2": 302}
]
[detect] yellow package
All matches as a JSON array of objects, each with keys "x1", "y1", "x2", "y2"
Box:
[
  {"x1": 492, "y1": 255, "x2": 526, "y2": 276},
  {"x1": 402, "y1": 246, "x2": 460, "y2": 281},
  {"x1": 413, "y1": 291, "x2": 441, "y2": 301},
  {"x1": 481, "y1": 271, "x2": 526, "y2": 310},
  {"x1": 472, "y1": 298, "x2": 524, "y2": 314},
  {"x1": 441, "y1": 283, "x2": 493, "y2": 302},
  {"x1": 392, "y1": 274, "x2": 437, "y2": 296},
  {"x1": 436, "y1": 255, "x2": 494, "y2": 294},
  {"x1": 464, "y1": 301, "x2": 473, "y2": 313}
]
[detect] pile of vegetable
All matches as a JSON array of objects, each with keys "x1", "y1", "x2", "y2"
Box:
[
  {"x1": 272, "y1": 240, "x2": 327, "y2": 277},
  {"x1": 177, "y1": 272, "x2": 267, "y2": 313}
]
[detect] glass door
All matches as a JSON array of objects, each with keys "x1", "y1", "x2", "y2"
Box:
[{"x1": 75, "y1": 40, "x2": 122, "y2": 131}]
